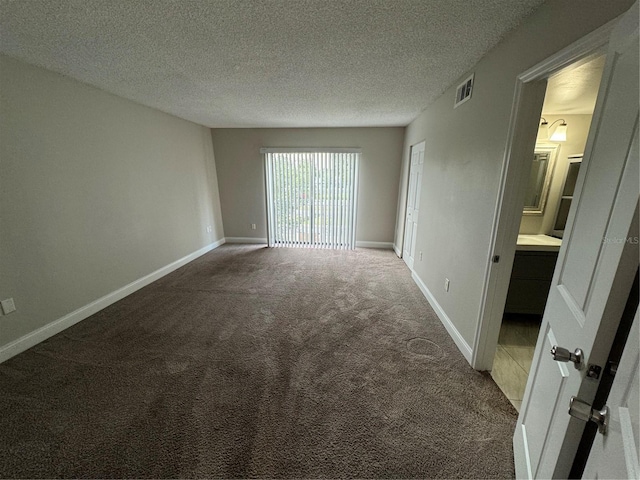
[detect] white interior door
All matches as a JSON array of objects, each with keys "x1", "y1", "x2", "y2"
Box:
[
  {"x1": 583, "y1": 308, "x2": 639, "y2": 480},
  {"x1": 403, "y1": 141, "x2": 424, "y2": 270},
  {"x1": 513, "y1": 3, "x2": 639, "y2": 478}
]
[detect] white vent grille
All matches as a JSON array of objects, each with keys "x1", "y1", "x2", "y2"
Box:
[{"x1": 454, "y1": 74, "x2": 474, "y2": 108}]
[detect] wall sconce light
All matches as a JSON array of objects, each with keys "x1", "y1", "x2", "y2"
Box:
[
  {"x1": 548, "y1": 119, "x2": 568, "y2": 142},
  {"x1": 538, "y1": 117, "x2": 549, "y2": 141}
]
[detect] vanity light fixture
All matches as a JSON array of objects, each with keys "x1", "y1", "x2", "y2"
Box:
[
  {"x1": 538, "y1": 117, "x2": 550, "y2": 140},
  {"x1": 549, "y1": 119, "x2": 568, "y2": 142}
]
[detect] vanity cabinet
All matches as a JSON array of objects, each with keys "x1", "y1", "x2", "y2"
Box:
[{"x1": 505, "y1": 250, "x2": 558, "y2": 316}]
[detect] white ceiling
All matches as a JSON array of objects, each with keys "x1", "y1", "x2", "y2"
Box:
[
  {"x1": 0, "y1": 0, "x2": 545, "y2": 128},
  {"x1": 542, "y1": 55, "x2": 605, "y2": 115}
]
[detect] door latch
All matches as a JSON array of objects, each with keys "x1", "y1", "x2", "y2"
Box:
[
  {"x1": 568, "y1": 396, "x2": 608, "y2": 434},
  {"x1": 550, "y1": 345, "x2": 584, "y2": 370},
  {"x1": 587, "y1": 364, "x2": 602, "y2": 379}
]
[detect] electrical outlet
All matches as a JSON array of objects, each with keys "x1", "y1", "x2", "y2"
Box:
[
  {"x1": 1, "y1": 298, "x2": 16, "y2": 315},
  {"x1": 444, "y1": 278, "x2": 450, "y2": 292},
  {"x1": 206, "y1": 225, "x2": 212, "y2": 233},
  {"x1": 419, "y1": 251, "x2": 423, "y2": 261},
  {"x1": 251, "y1": 224, "x2": 257, "y2": 230}
]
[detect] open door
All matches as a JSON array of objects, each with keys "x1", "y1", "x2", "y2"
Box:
[
  {"x1": 513, "y1": 3, "x2": 639, "y2": 478},
  {"x1": 583, "y1": 309, "x2": 639, "y2": 479},
  {"x1": 402, "y1": 141, "x2": 424, "y2": 270}
]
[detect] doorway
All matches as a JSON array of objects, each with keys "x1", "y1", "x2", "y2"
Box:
[
  {"x1": 491, "y1": 55, "x2": 607, "y2": 411},
  {"x1": 402, "y1": 141, "x2": 425, "y2": 270},
  {"x1": 468, "y1": 5, "x2": 638, "y2": 477}
]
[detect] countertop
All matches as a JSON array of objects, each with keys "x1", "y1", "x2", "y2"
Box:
[{"x1": 516, "y1": 234, "x2": 562, "y2": 252}]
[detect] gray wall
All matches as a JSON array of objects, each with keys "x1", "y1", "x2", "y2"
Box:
[
  {"x1": 0, "y1": 55, "x2": 224, "y2": 349},
  {"x1": 395, "y1": 1, "x2": 633, "y2": 347},
  {"x1": 212, "y1": 128, "x2": 405, "y2": 244}
]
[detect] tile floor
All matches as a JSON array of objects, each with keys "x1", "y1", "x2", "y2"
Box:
[{"x1": 491, "y1": 314, "x2": 542, "y2": 412}]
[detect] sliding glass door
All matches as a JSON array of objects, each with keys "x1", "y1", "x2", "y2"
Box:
[{"x1": 263, "y1": 148, "x2": 359, "y2": 249}]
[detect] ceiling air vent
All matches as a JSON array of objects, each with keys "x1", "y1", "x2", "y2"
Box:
[{"x1": 454, "y1": 74, "x2": 474, "y2": 108}]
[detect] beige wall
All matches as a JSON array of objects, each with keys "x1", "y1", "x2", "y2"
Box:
[
  {"x1": 520, "y1": 115, "x2": 593, "y2": 235},
  {"x1": 395, "y1": 1, "x2": 633, "y2": 348},
  {"x1": 0, "y1": 55, "x2": 224, "y2": 349},
  {"x1": 212, "y1": 128, "x2": 405, "y2": 244}
]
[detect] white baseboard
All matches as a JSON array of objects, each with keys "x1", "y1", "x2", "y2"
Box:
[
  {"x1": 393, "y1": 244, "x2": 402, "y2": 257},
  {"x1": 225, "y1": 237, "x2": 268, "y2": 244},
  {"x1": 223, "y1": 238, "x2": 392, "y2": 249},
  {"x1": 356, "y1": 241, "x2": 394, "y2": 249},
  {"x1": 411, "y1": 271, "x2": 473, "y2": 364},
  {"x1": 223, "y1": 238, "x2": 394, "y2": 250},
  {"x1": 0, "y1": 238, "x2": 226, "y2": 364}
]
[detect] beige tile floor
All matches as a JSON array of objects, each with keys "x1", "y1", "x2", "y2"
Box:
[{"x1": 491, "y1": 314, "x2": 541, "y2": 412}]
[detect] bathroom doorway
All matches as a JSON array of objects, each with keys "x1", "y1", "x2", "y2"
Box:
[{"x1": 490, "y1": 54, "x2": 607, "y2": 411}]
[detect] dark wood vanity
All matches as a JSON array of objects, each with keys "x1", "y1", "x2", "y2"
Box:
[
  {"x1": 504, "y1": 251, "x2": 558, "y2": 315},
  {"x1": 505, "y1": 249, "x2": 559, "y2": 316}
]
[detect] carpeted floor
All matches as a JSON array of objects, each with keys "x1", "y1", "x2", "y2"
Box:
[{"x1": 0, "y1": 245, "x2": 517, "y2": 479}]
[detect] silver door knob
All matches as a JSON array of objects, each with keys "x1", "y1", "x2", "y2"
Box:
[
  {"x1": 568, "y1": 396, "x2": 608, "y2": 434},
  {"x1": 550, "y1": 345, "x2": 584, "y2": 370}
]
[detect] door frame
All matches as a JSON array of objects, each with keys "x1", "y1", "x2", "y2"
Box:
[{"x1": 470, "y1": 18, "x2": 620, "y2": 371}]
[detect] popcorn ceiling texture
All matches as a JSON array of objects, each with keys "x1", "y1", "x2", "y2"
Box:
[{"x1": 0, "y1": 0, "x2": 544, "y2": 128}]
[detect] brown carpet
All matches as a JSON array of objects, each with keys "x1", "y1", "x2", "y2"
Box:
[{"x1": 0, "y1": 245, "x2": 517, "y2": 479}]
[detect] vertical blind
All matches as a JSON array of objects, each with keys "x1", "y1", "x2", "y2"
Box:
[{"x1": 263, "y1": 148, "x2": 360, "y2": 249}]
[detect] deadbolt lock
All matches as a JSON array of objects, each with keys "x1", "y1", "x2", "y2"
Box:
[{"x1": 568, "y1": 396, "x2": 608, "y2": 435}]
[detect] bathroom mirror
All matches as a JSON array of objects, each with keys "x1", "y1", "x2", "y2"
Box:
[{"x1": 523, "y1": 144, "x2": 558, "y2": 215}]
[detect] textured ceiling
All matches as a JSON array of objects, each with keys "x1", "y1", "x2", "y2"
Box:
[
  {"x1": 542, "y1": 55, "x2": 605, "y2": 115},
  {"x1": 0, "y1": 0, "x2": 545, "y2": 128}
]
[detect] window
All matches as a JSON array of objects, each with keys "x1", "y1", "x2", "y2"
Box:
[{"x1": 262, "y1": 148, "x2": 360, "y2": 249}]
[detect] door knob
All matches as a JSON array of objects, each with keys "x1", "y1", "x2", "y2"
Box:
[
  {"x1": 568, "y1": 396, "x2": 608, "y2": 434},
  {"x1": 551, "y1": 345, "x2": 584, "y2": 370}
]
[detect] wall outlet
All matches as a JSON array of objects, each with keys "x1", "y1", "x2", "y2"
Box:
[
  {"x1": 206, "y1": 225, "x2": 212, "y2": 233},
  {"x1": 419, "y1": 251, "x2": 423, "y2": 261},
  {"x1": 1, "y1": 298, "x2": 16, "y2": 315},
  {"x1": 444, "y1": 278, "x2": 450, "y2": 292},
  {"x1": 251, "y1": 224, "x2": 256, "y2": 230}
]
